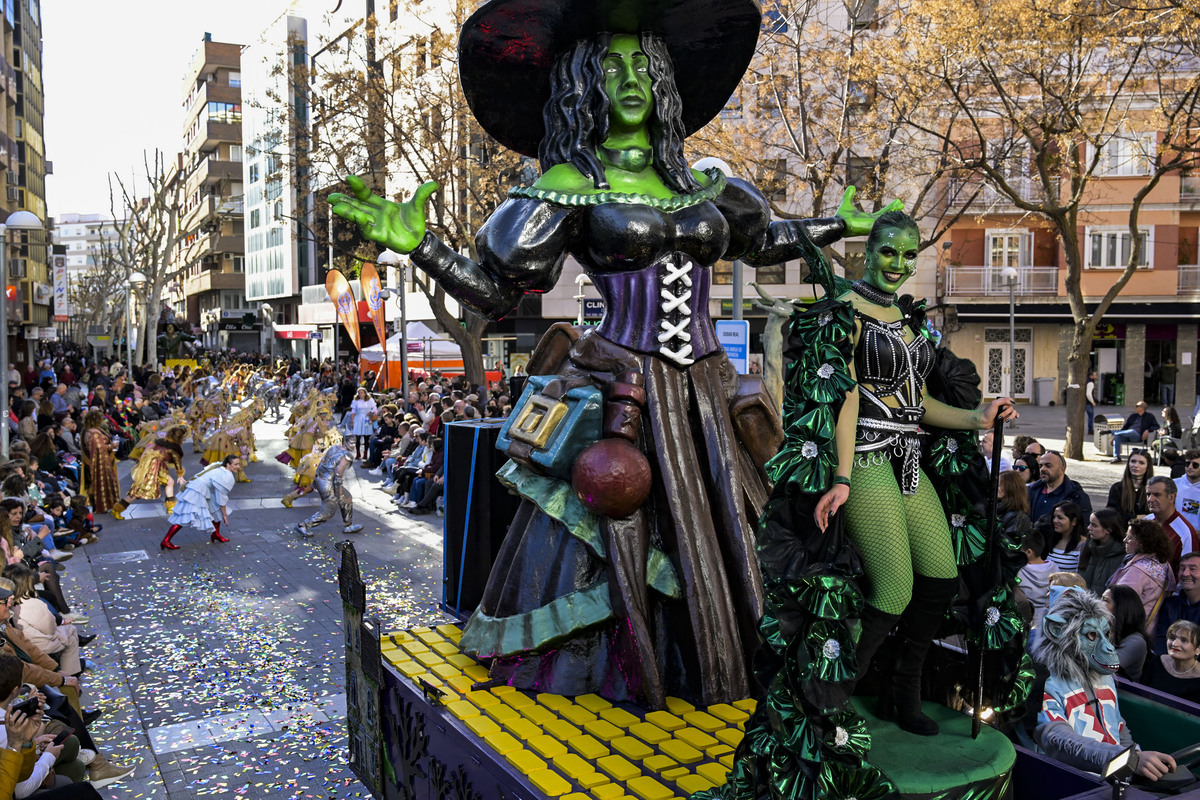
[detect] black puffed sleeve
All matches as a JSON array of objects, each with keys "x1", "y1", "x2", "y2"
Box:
[
  {"x1": 715, "y1": 177, "x2": 847, "y2": 266},
  {"x1": 410, "y1": 197, "x2": 581, "y2": 321}
]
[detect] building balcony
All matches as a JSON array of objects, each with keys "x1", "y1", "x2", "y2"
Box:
[
  {"x1": 943, "y1": 265, "x2": 1059, "y2": 297},
  {"x1": 184, "y1": 80, "x2": 241, "y2": 122},
  {"x1": 190, "y1": 121, "x2": 241, "y2": 153},
  {"x1": 1182, "y1": 176, "x2": 1200, "y2": 201},
  {"x1": 184, "y1": 269, "x2": 244, "y2": 298},
  {"x1": 1180, "y1": 265, "x2": 1200, "y2": 294},
  {"x1": 947, "y1": 177, "x2": 1060, "y2": 210},
  {"x1": 183, "y1": 194, "x2": 244, "y2": 229},
  {"x1": 187, "y1": 155, "x2": 241, "y2": 192}
]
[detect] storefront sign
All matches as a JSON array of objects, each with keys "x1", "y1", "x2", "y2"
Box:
[
  {"x1": 716, "y1": 319, "x2": 750, "y2": 374},
  {"x1": 219, "y1": 322, "x2": 261, "y2": 331},
  {"x1": 582, "y1": 298, "x2": 605, "y2": 320},
  {"x1": 38, "y1": 327, "x2": 57, "y2": 341}
]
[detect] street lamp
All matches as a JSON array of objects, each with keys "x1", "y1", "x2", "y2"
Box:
[
  {"x1": 0, "y1": 210, "x2": 43, "y2": 454},
  {"x1": 1001, "y1": 265, "x2": 1018, "y2": 397},
  {"x1": 376, "y1": 249, "x2": 408, "y2": 399},
  {"x1": 126, "y1": 271, "x2": 147, "y2": 368}
]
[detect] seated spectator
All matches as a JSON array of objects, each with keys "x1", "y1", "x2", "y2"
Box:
[
  {"x1": 16, "y1": 402, "x2": 36, "y2": 443},
  {"x1": 365, "y1": 412, "x2": 399, "y2": 471},
  {"x1": 1044, "y1": 501, "x2": 1086, "y2": 572},
  {"x1": 1109, "y1": 517, "x2": 1177, "y2": 632},
  {"x1": 1143, "y1": 620, "x2": 1200, "y2": 703},
  {"x1": 1013, "y1": 452, "x2": 1039, "y2": 483},
  {"x1": 1110, "y1": 401, "x2": 1156, "y2": 463},
  {"x1": 1155, "y1": 552, "x2": 1200, "y2": 655},
  {"x1": 1105, "y1": 449, "x2": 1152, "y2": 526},
  {"x1": 1079, "y1": 508, "x2": 1127, "y2": 593},
  {"x1": 0, "y1": 580, "x2": 132, "y2": 788},
  {"x1": 1146, "y1": 475, "x2": 1198, "y2": 575},
  {"x1": 1101, "y1": 584, "x2": 1151, "y2": 681},
  {"x1": 4, "y1": 564, "x2": 86, "y2": 678}
]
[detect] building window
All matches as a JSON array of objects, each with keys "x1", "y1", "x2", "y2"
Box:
[
  {"x1": 1095, "y1": 132, "x2": 1155, "y2": 177},
  {"x1": 1087, "y1": 229, "x2": 1149, "y2": 269},
  {"x1": 232, "y1": 256, "x2": 244, "y2": 273},
  {"x1": 228, "y1": 72, "x2": 241, "y2": 88},
  {"x1": 229, "y1": 145, "x2": 243, "y2": 162},
  {"x1": 206, "y1": 102, "x2": 242, "y2": 125}
]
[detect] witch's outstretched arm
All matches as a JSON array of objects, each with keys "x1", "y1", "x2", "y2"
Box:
[
  {"x1": 328, "y1": 176, "x2": 573, "y2": 321},
  {"x1": 719, "y1": 182, "x2": 903, "y2": 266}
]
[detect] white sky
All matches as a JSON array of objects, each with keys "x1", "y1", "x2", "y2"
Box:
[{"x1": 42, "y1": 0, "x2": 346, "y2": 220}]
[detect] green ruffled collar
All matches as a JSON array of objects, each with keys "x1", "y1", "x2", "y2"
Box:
[{"x1": 509, "y1": 168, "x2": 726, "y2": 210}]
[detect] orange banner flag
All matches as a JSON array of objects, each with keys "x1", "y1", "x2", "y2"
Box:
[
  {"x1": 326, "y1": 269, "x2": 361, "y2": 353},
  {"x1": 360, "y1": 263, "x2": 388, "y2": 353}
]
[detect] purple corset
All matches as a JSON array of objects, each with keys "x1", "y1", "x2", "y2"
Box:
[{"x1": 592, "y1": 253, "x2": 719, "y2": 367}]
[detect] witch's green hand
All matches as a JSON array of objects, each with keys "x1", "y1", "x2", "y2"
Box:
[
  {"x1": 328, "y1": 175, "x2": 439, "y2": 255},
  {"x1": 835, "y1": 186, "x2": 905, "y2": 237}
]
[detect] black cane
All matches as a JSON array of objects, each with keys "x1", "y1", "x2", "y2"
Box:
[{"x1": 973, "y1": 411, "x2": 1006, "y2": 739}]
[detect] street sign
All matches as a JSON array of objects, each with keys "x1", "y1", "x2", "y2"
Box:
[
  {"x1": 716, "y1": 319, "x2": 750, "y2": 374},
  {"x1": 583, "y1": 298, "x2": 605, "y2": 320}
]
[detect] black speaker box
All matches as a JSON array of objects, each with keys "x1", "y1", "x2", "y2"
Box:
[{"x1": 441, "y1": 419, "x2": 522, "y2": 620}]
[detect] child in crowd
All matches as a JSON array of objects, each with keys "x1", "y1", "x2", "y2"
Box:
[
  {"x1": 63, "y1": 496, "x2": 100, "y2": 545},
  {"x1": 1019, "y1": 529, "x2": 1055, "y2": 640}
]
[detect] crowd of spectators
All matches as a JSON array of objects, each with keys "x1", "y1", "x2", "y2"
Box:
[
  {"x1": 334, "y1": 373, "x2": 514, "y2": 518},
  {"x1": 997, "y1": 426, "x2": 1200, "y2": 710},
  {"x1": 0, "y1": 344, "x2": 185, "y2": 795}
]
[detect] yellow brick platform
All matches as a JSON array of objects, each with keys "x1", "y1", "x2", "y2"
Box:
[{"x1": 381, "y1": 625, "x2": 756, "y2": 800}]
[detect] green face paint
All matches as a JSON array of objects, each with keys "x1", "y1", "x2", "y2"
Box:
[
  {"x1": 603, "y1": 34, "x2": 653, "y2": 132},
  {"x1": 864, "y1": 225, "x2": 919, "y2": 294}
]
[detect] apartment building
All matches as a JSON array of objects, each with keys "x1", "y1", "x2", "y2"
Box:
[
  {"x1": 55, "y1": 212, "x2": 118, "y2": 278},
  {"x1": 11, "y1": 0, "x2": 50, "y2": 359},
  {"x1": 242, "y1": 12, "x2": 316, "y2": 355},
  {"x1": 173, "y1": 34, "x2": 253, "y2": 352},
  {"x1": 938, "y1": 143, "x2": 1199, "y2": 414}
]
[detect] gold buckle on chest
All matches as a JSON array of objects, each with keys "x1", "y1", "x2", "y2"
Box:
[{"x1": 508, "y1": 395, "x2": 569, "y2": 449}]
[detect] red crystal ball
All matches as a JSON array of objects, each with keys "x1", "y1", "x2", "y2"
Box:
[{"x1": 571, "y1": 438, "x2": 652, "y2": 518}]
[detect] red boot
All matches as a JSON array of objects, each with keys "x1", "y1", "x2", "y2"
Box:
[
  {"x1": 161, "y1": 525, "x2": 182, "y2": 551},
  {"x1": 210, "y1": 522, "x2": 229, "y2": 543}
]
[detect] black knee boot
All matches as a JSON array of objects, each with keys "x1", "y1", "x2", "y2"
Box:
[
  {"x1": 853, "y1": 604, "x2": 901, "y2": 686},
  {"x1": 889, "y1": 575, "x2": 959, "y2": 736}
]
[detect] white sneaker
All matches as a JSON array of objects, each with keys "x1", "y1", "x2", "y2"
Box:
[
  {"x1": 368, "y1": 468, "x2": 382, "y2": 476},
  {"x1": 62, "y1": 613, "x2": 89, "y2": 625},
  {"x1": 48, "y1": 549, "x2": 73, "y2": 562},
  {"x1": 77, "y1": 748, "x2": 96, "y2": 766}
]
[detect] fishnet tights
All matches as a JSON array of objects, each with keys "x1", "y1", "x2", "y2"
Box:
[{"x1": 842, "y1": 461, "x2": 957, "y2": 615}]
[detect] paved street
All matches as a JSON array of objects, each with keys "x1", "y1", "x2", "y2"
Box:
[
  {"x1": 66, "y1": 400, "x2": 1174, "y2": 799},
  {"x1": 68, "y1": 414, "x2": 447, "y2": 800}
]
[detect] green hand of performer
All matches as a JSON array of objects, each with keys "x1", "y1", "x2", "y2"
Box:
[
  {"x1": 835, "y1": 186, "x2": 904, "y2": 237},
  {"x1": 328, "y1": 175, "x2": 439, "y2": 255}
]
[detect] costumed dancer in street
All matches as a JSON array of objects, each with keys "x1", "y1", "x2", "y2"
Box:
[
  {"x1": 710, "y1": 213, "x2": 1028, "y2": 799},
  {"x1": 293, "y1": 430, "x2": 362, "y2": 537},
  {"x1": 161, "y1": 455, "x2": 241, "y2": 550},
  {"x1": 281, "y1": 440, "x2": 324, "y2": 508},
  {"x1": 111, "y1": 424, "x2": 188, "y2": 520},
  {"x1": 128, "y1": 411, "x2": 189, "y2": 462},
  {"x1": 201, "y1": 399, "x2": 262, "y2": 482},
  {"x1": 330, "y1": 0, "x2": 894, "y2": 710},
  {"x1": 280, "y1": 391, "x2": 332, "y2": 466}
]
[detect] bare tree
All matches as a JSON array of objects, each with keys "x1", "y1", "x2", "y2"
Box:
[
  {"x1": 890, "y1": 0, "x2": 1200, "y2": 458},
  {"x1": 107, "y1": 151, "x2": 205, "y2": 368},
  {"x1": 686, "y1": 0, "x2": 980, "y2": 271},
  {"x1": 254, "y1": 1, "x2": 524, "y2": 384}
]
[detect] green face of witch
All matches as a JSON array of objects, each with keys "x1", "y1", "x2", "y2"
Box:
[
  {"x1": 603, "y1": 34, "x2": 653, "y2": 131},
  {"x1": 864, "y1": 225, "x2": 919, "y2": 294}
]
